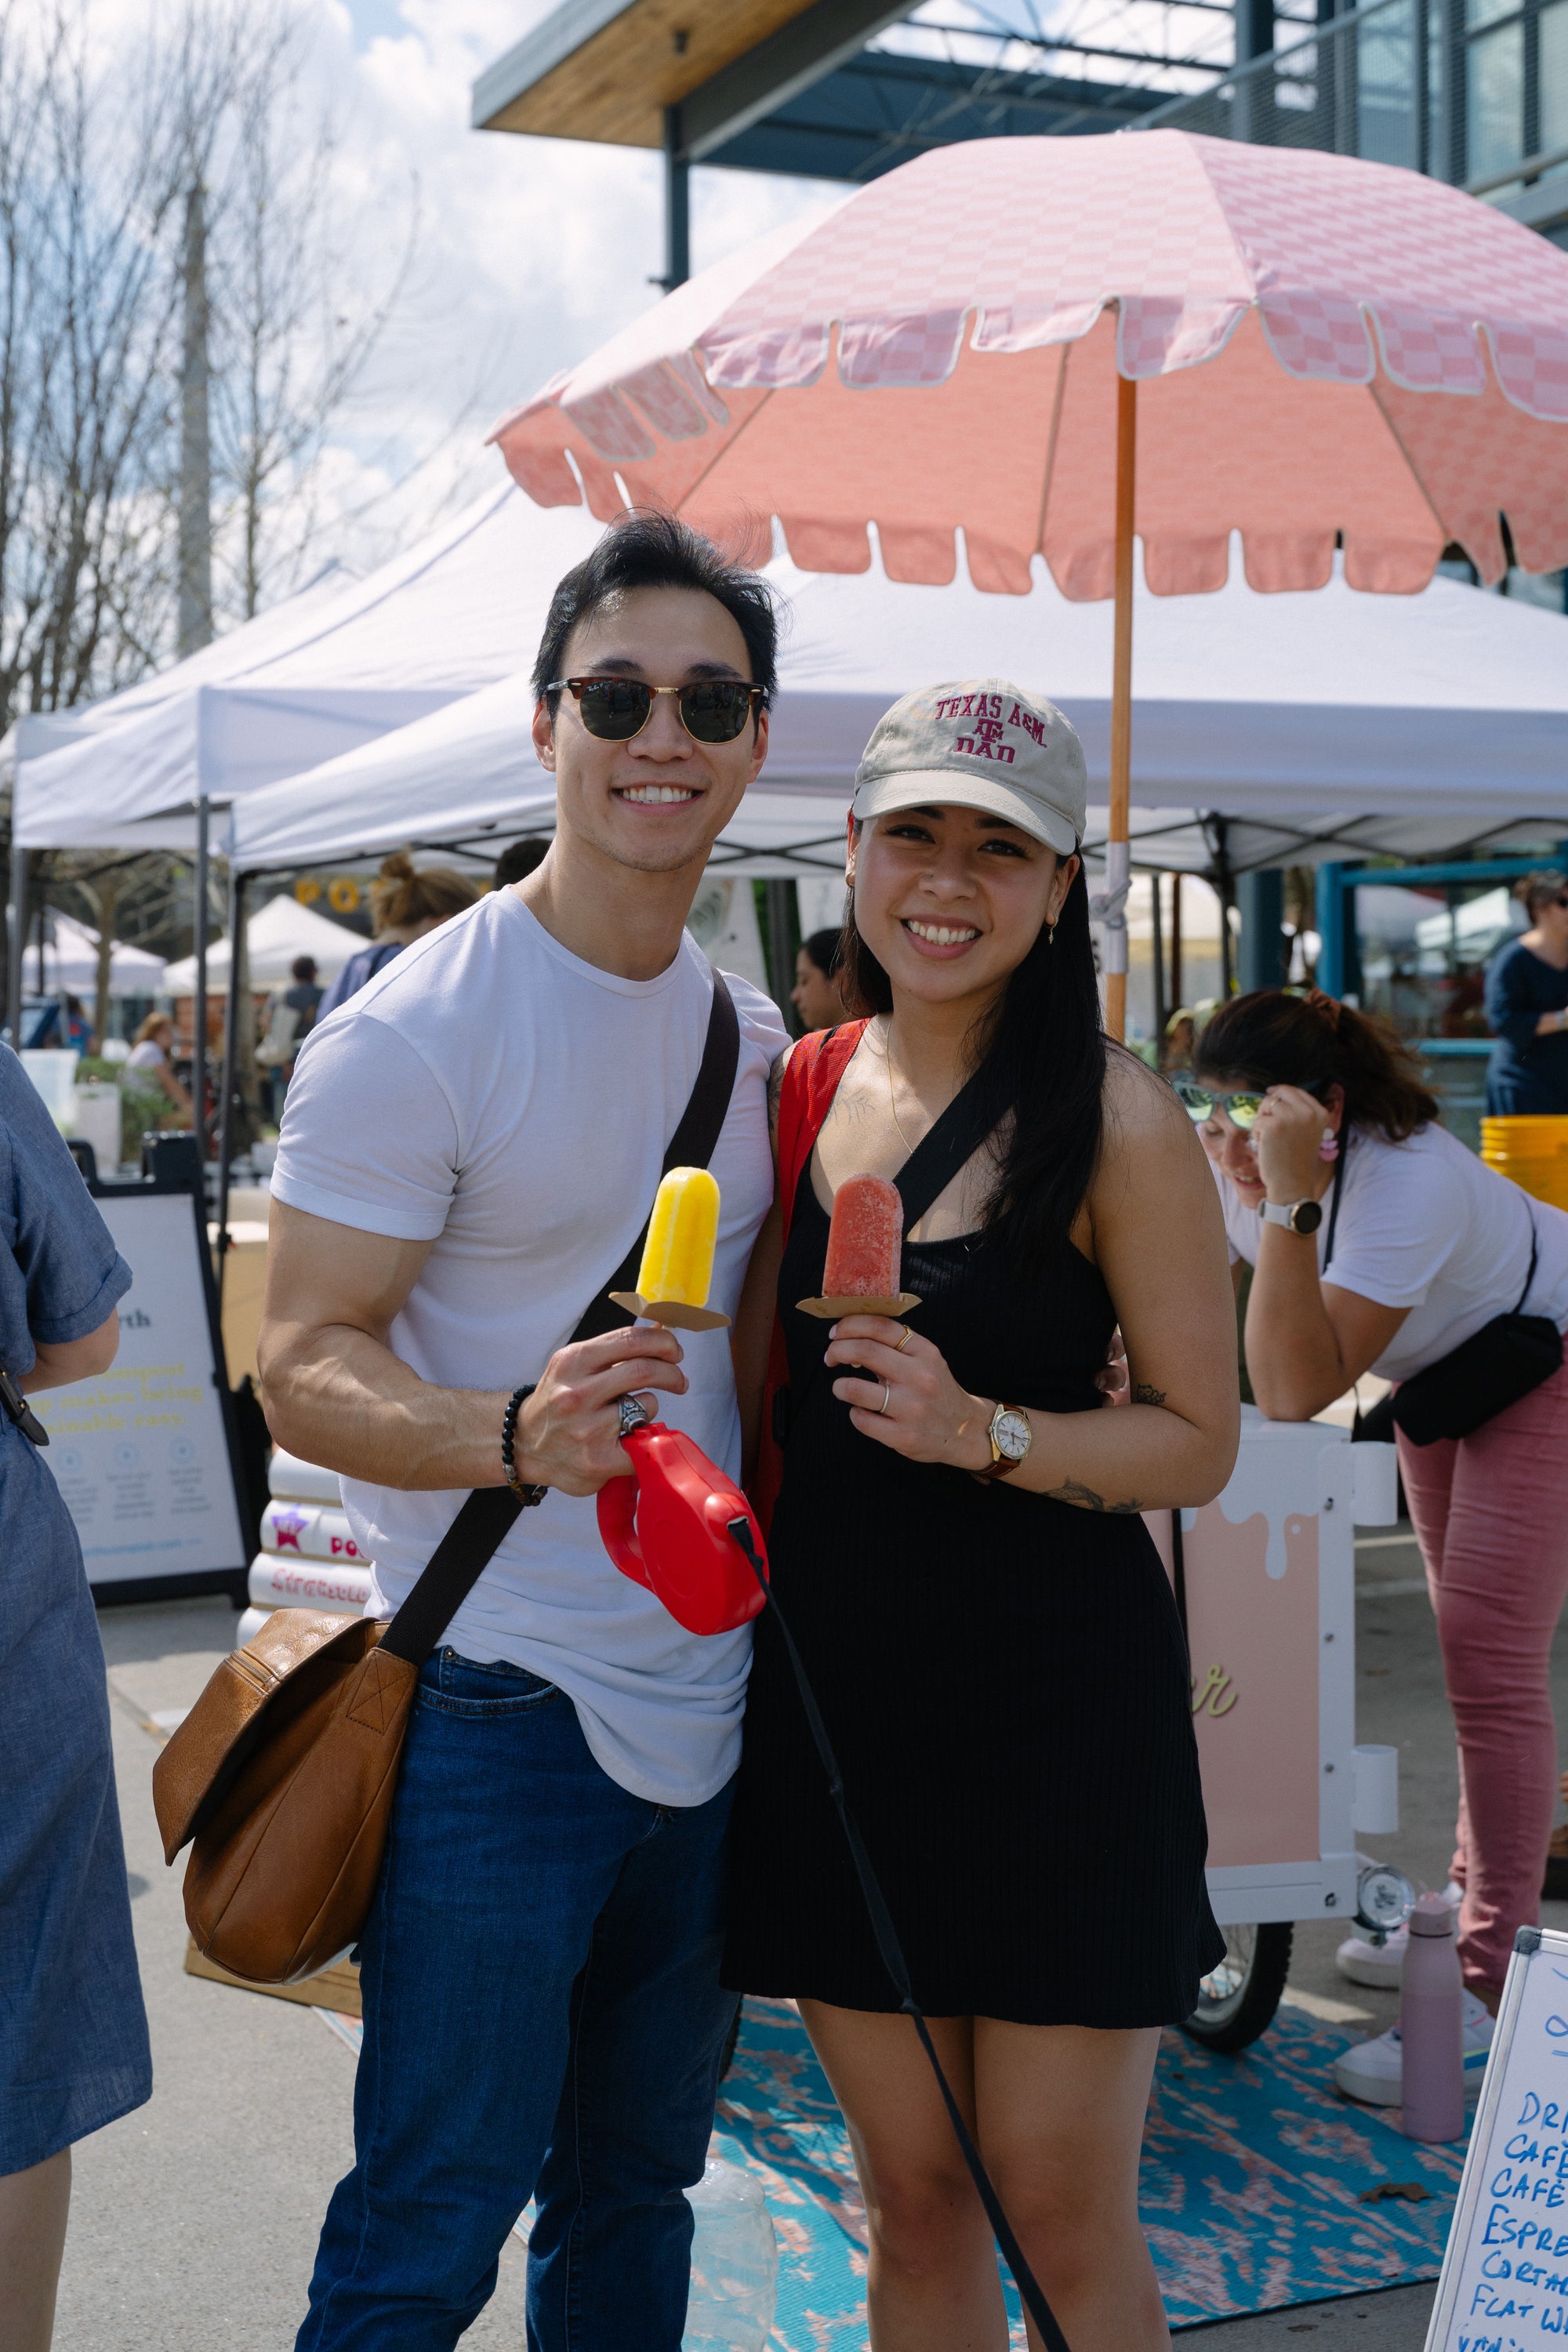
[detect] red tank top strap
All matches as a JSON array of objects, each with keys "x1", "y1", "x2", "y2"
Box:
[
  {"x1": 778, "y1": 1022, "x2": 866, "y2": 1246},
  {"x1": 755, "y1": 1021, "x2": 865, "y2": 1533}
]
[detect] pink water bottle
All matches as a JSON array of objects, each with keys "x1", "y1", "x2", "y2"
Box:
[{"x1": 1400, "y1": 1893, "x2": 1465, "y2": 2143}]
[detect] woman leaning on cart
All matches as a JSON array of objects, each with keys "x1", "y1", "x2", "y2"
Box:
[
  {"x1": 726, "y1": 681, "x2": 1240, "y2": 2352},
  {"x1": 1187, "y1": 990, "x2": 1568, "y2": 2082}
]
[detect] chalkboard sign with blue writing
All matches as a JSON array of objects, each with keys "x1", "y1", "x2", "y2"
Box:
[{"x1": 1426, "y1": 1926, "x2": 1568, "y2": 2349}]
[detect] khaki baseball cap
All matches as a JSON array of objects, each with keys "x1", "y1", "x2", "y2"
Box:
[{"x1": 851, "y1": 678, "x2": 1086, "y2": 857}]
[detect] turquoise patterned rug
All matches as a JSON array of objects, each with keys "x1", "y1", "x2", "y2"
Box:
[{"x1": 717, "y1": 1994, "x2": 1469, "y2": 2343}]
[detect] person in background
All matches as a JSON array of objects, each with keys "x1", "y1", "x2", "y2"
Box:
[
  {"x1": 790, "y1": 927, "x2": 847, "y2": 1033},
  {"x1": 258, "y1": 957, "x2": 327, "y2": 1124},
  {"x1": 0, "y1": 1045, "x2": 151, "y2": 2351},
  {"x1": 1484, "y1": 869, "x2": 1568, "y2": 1114},
  {"x1": 1160, "y1": 1007, "x2": 1198, "y2": 1076},
  {"x1": 492, "y1": 837, "x2": 551, "y2": 890},
  {"x1": 125, "y1": 1012, "x2": 191, "y2": 1120},
  {"x1": 1187, "y1": 988, "x2": 1568, "y2": 2103},
  {"x1": 314, "y1": 854, "x2": 479, "y2": 1022}
]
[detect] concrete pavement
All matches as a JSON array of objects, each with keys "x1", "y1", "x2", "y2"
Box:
[{"x1": 56, "y1": 1526, "x2": 1568, "y2": 2347}]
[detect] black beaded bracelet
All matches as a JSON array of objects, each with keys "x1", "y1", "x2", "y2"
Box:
[{"x1": 501, "y1": 1385, "x2": 548, "y2": 1507}]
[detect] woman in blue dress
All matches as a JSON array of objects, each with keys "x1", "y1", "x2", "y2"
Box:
[
  {"x1": 1484, "y1": 871, "x2": 1568, "y2": 1115},
  {"x1": 0, "y1": 1044, "x2": 151, "y2": 2347}
]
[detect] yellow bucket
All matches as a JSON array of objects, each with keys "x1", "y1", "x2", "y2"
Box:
[{"x1": 1482, "y1": 1115, "x2": 1568, "y2": 1210}]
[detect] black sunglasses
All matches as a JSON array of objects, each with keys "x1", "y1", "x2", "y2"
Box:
[
  {"x1": 550, "y1": 677, "x2": 764, "y2": 745},
  {"x1": 1174, "y1": 1077, "x2": 1330, "y2": 1131}
]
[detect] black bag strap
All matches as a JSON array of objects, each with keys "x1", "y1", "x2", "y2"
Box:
[
  {"x1": 1513, "y1": 1204, "x2": 1541, "y2": 1317},
  {"x1": 1322, "y1": 1124, "x2": 1349, "y2": 1270},
  {"x1": 379, "y1": 971, "x2": 740, "y2": 1666},
  {"x1": 726, "y1": 1519, "x2": 1073, "y2": 2352},
  {"x1": 891, "y1": 1062, "x2": 1007, "y2": 1236}
]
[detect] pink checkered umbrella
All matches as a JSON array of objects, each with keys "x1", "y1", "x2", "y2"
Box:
[{"x1": 490, "y1": 130, "x2": 1568, "y2": 1036}]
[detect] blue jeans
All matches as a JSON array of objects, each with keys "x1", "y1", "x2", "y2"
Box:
[{"x1": 296, "y1": 1650, "x2": 738, "y2": 2351}]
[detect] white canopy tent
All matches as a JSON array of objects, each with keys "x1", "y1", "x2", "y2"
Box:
[
  {"x1": 228, "y1": 554, "x2": 1568, "y2": 881},
  {"x1": 7, "y1": 481, "x2": 603, "y2": 1138},
  {"x1": 20, "y1": 914, "x2": 167, "y2": 996},
  {"x1": 162, "y1": 895, "x2": 361, "y2": 993},
  {"x1": 11, "y1": 487, "x2": 604, "y2": 855}
]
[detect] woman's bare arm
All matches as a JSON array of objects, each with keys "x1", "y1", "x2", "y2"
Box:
[{"x1": 22, "y1": 1309, "x2": 119, "y2": 1393}]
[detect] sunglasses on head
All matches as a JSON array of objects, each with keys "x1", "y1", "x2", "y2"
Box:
[
  {"x1": 1174, "y1": 1078, "x2": 1330, "y2": 1131},
  {"x1": 550, "y1": 676, "x2": 764, "y2": 745}
]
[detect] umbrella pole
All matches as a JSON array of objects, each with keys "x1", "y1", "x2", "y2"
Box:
[{"x1": 1105, "y1": 374, "x2": 1136, "y2": 1043}]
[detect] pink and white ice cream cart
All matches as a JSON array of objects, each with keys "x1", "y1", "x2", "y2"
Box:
[{"x1": 1148, "y1": 1407, "x2": 1405, "y2": 2050}]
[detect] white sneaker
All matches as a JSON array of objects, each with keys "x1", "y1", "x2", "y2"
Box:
[
  {"x1": 1333, "y1": 1991, "x2": 1494, "y2": 2107},
  {"x1": 1336, "y1": 1882, "x2": 1463, "y2": 1987}
]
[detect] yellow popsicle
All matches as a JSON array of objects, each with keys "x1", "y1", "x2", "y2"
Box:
[{"x1": 636, "y1": 1167, "x2": 720, "y2": 1308}]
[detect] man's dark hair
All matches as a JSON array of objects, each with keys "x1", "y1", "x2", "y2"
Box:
[
  {"x1": 532, "y1": 511, "x2": 779, "y2": 719},
  {"x1": 801, "y1": 927, "x2": 843, "y2": 979},
  {"x1": 493, "y1": 837, "x2": 550, "y2": 888},
  {"x1": 291, "y1": 956, "x2": 318, "y2": 983}
]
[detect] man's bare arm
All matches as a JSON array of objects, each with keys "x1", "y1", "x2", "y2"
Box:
[{"x1": 259, "y1": 1200, "x2": 691, "y2": 1495}]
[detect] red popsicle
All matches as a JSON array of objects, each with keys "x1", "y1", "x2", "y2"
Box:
[{"x1": 822, "y1": 1174, "x2": 903, "y2": 1301}]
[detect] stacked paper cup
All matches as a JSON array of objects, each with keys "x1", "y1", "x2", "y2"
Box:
[
  {"x1": 235, "y1": 1449, "x2": 373, "y2": 1645},
  {"x1": 1480, "y1": 1114, "x2": 1568, "y2": 1210}
]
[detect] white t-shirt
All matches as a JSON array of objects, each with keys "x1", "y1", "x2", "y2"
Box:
[
  {"x1": 126, "y1": 1040, "x2": 168, "y2": 1072},
  {"x1": 1215, "y1": 1119, "x2": 1568, "y2": 1381},
  {"x1": 272, "y1": 890, "x2": 788, "y2": 1806}
]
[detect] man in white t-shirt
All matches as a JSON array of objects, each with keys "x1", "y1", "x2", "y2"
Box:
[{"x1": 260, "y1": 515, "x2": 789, "y2": 2351}]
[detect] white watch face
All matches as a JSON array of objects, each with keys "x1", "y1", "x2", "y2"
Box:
[{"x1": 994, "y1": 1409, "x2": 1031, "y2": 1463}]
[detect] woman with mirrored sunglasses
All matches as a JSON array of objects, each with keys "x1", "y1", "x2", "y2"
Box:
[
  {"x1": 1192, "y1": 986, "x2": 1568, "y2": 2037},
  {"x1": 1483, "y1": 870, "x2": 1568, "y2": 1116}
]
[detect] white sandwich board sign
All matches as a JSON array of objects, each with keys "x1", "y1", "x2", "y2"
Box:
[{"x1": 1425, "y1": 1926, "x2": 1568, "y2": 2350}]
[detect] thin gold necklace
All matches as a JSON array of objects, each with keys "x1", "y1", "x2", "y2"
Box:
[{"x1": 883, "y1": 1022, "x2": 917, "y2": 1155}]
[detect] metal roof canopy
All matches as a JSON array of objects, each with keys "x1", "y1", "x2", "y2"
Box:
[{"x1": 473, "y1": 0, "x2": 1172, "y2": 280}]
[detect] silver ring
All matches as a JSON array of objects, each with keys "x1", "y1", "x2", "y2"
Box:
[
  {"x1": 877, "y1": 1381, "x2": 891, "y2": 1416},
  {"x1": 618, "y1": 1394, "x2": 651, "y2": 1438}
]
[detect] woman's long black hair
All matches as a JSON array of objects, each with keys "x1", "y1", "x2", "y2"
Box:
[{"x1": 837, "y1": 854, "x2": 1108, "y2": 1283}]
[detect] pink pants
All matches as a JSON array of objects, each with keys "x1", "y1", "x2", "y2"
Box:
[{"x1": 1397, "y1": 1359, "x2": 1568, "y2": 1999}]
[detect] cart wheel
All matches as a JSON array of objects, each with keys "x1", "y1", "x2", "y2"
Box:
[{"x1": 1180, "y1": 1922, "x2": 1294, "y2": 2053}]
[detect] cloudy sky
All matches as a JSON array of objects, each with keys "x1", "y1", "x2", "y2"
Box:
[{"x1": 303, "y1": 0, "x2": 844, "y2": 561}]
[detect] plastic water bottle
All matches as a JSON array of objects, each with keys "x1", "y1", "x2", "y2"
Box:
[
  {"x1": 1401, "y1": 1892, "x2": 1465, "y2": 2143},
  {"x1": 684, "y1": 2154, "x2": 778, "y2": 2351}
]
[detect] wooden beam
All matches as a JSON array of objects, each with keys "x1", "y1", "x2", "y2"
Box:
[{"x1": 474, "y1": 0, "x2": 847, "y2": 150}]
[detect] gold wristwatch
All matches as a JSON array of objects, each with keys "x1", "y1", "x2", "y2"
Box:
[{"x1": 975, "y1": 1400, "x2": 1032, "y2": 1482}]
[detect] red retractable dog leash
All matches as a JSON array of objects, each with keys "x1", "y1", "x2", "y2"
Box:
[{"x1": 596, "y1": 1414, "x2": 1070, "y2": 2352}]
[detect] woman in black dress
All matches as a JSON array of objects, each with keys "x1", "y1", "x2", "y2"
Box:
[{"x1": 727, "y1": 680, "x2": 1239, "y2": 2350}]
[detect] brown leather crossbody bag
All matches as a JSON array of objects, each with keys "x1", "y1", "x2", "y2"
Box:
[{"x1": 151, "y1": 974, "x2": 739, "y2": 1985}]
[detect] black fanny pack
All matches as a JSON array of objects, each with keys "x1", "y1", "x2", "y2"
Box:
[{"x1": 1332, "y1": 1155, "x2": 1563, "y2": 1447}]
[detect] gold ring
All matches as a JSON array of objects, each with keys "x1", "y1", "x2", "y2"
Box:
[{"x1": 894, "y1": 1325, "x2": 913, "y2": 1352}]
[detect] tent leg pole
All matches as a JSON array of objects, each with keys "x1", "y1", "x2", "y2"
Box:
[
  {"x1": 193, "y1": 794, "x2": 210, "y2": 1172},
  {"x1": 1105, "y1": 372, "x2": 1136, "y2": 1044},
  {"x1": 1150, "y1": 866, "x2": 1165, "y2": 1048},
  {"x1": 5, "y1": 843, "x2": 26, "y2": 1049},
  {"x1": 1171, "y1": 870, "x2": 1182, "y2": 1010},
  {"x1": 215, "y1": 869, "x2": 244, "y2": 1307}
]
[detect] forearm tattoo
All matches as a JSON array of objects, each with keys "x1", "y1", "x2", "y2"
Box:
[{"x1": 1044, "y1": 1477, "x2": 1143, "y2": 1515}]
